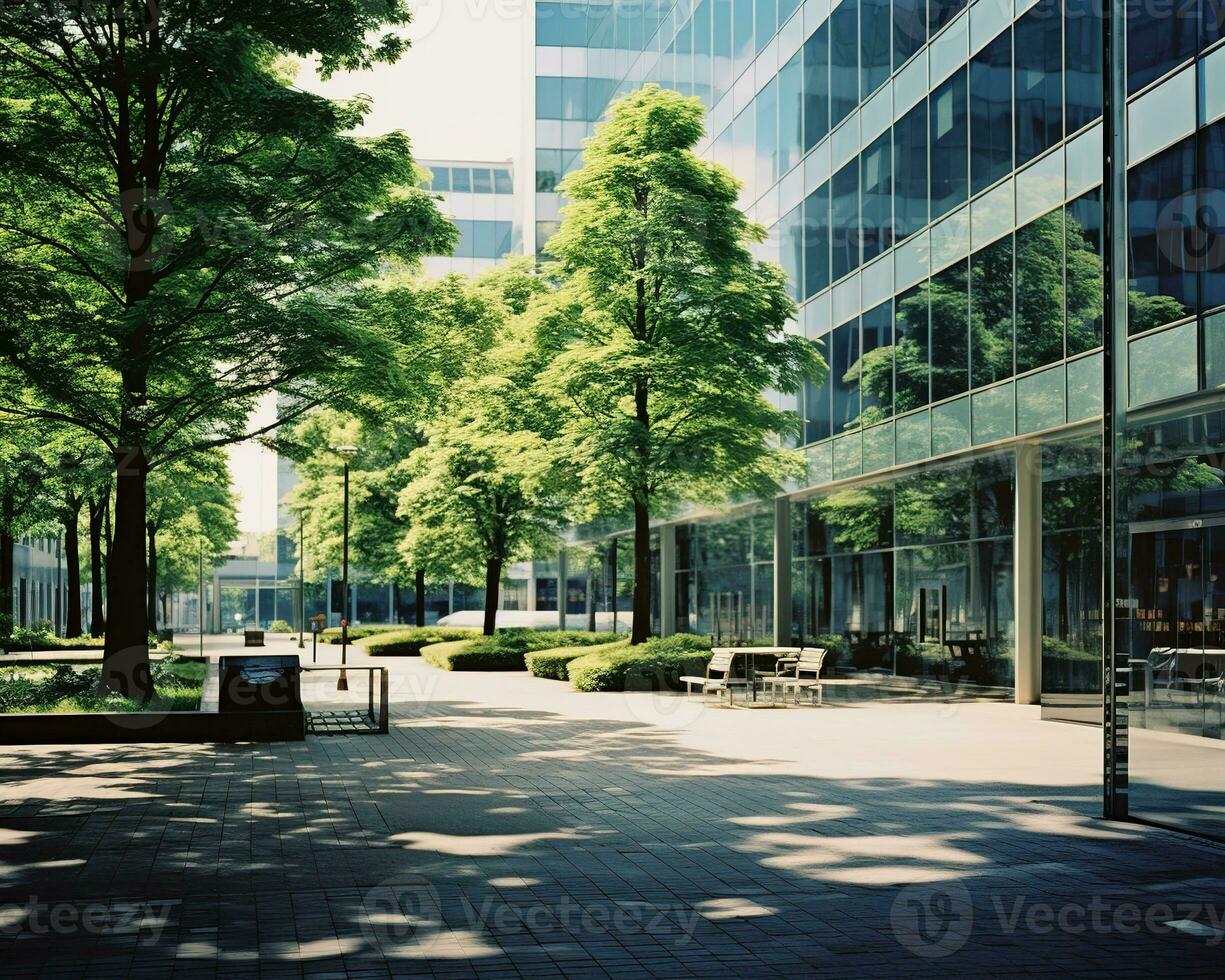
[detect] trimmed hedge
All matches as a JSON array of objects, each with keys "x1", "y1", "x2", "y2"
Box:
[
  {"x1": 359, "y1": 627, "x2": 480, "y2": 657},
  {"x1": 319, "y1": 624, "x2": 412, "y2": 644},
  {"x1": 1, "y1": 636, "x2": 105, "y2": 654},
  {"x1": 527, "y1": 640, "x2": 631, "y2": 680},
  {"x1": 421, "y1": 629, "x2": 624, "y2": 672},
  {"x1": 567, "y1": 634, "x2": 713, "y2": 692}
]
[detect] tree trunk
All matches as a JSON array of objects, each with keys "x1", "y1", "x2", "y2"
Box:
[
  {"x1": 146, "y1": 521, "x2": 158, "y2": 633},
  {"x1": 102, "y1": 449, "x2": 154, "y2": 699},
  {"x1": 64, "y1": 502, "x2": 83, "y2": 638},
  {"x1": 483, "y1": 558, "x2": 502, "y2": 637},
  {"x1": 631, "y1": 496, "x2": 652, "y2": 645},
  {"x1": 586, "y1": 566, "x2": 595, "y2": 632},
  {"x1": 161, "y1": 591, "x2": 170, "y2": 628},
  {"x1": 414, "y1": 568, "x2": 426, "y2": 628},
  {"x1": 88, "y1": 496, "x2": 106, "y2": 636}
]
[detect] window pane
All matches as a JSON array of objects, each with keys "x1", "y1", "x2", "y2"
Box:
[
  {"x1": 930, "y1": 67, "x2": 968, "y2": 219},
  {"x1": 714, "y1": 0, "x2": 734, "y2": 104},
  {"x1": 676, "y1": 20, "x2": 693, "y2": 98},
  {"x1": 1128, "y1": 322, "x2": 1199, "y2": 405},
  {"x1": 861, "y1": 0, "x2": 892, "y2": 98},
  {"x1": 536, "y1": 77, "x2": 563, "y2": 120},
  {"x1": 562, "y1": 76, "x2": 587, "y2": 120},
  {"x1": 832, "y1": 318, "x2": 862, "y2": 431},
  {"x1": 1127, "y1": 135, "x2": 1196, "y2": 333},
  {"x1": 928, "y1": 0, "x2": 966, "y2": 36},
  {"x1": 781, "y1": 203, "x2": 805, "y2": 301},
  {"x1": 861, "y1": 299, "x2": 895, "y2": 422},
  {"x1": 831, "y1": 158, "x2": 860, "y2": 281},
  {"x1": 831, "y1": 0, "x2": 859, "y2": 128},
  {"x1": 431, "y1": 166, "x2": 450, "y2": 192},
  {"x1": 804, "y1": 182, "x2": 831, "y2": 297},
  {"x1": 494, "y1": 169, "x2": 513, "y2": 194},
  {"x1": 861, "y1": 130, "x2": 893, "y2": 262},
  {"x1": 805, "y1": 340, "x2": 833, "y2": 442},
  {"x1": 804, "y1": 22, "x2": 831, "y2": 150},
  {"x1": 970, "y1": 234, "x2": 1015, "y2": 387},
  {"x1": 733, "y1": 105, "x2": 756, "y2": 200},
  {"x1": 1204, "y1": 311, "x2": 1225, "y2": 390},
  {"x1": 1199, "y1": 119, "x2": 1225, "y2": 313},
  {"x1": 756, "y1": 0, "x2": 777, "y2": 52},
  {"x1": 894, "y1": 0, "x2": 927, "y2": 68},
  {"x1": 451, "y1": 167, "x2": 472, "y2": 192},
  {"x1": 1126, "y1": 0, "x2": 1197, "y2": 94},
  {"x1": 894, "y1": 100, "x2": 929, "y2": 240},
  {"x1": 734, "y1": 0, "x2": 755, "y2": 77},
  {"x1": 779, "y1": 48, "x2": 804, "y2": 173},
  {"x1": 694, "y1": 0, "x2": 713, "y2": 106},
  {"x1": 756, "y1": 77, "x2": 779, "y2": 191},
  {"x1": 1015, "y1": 210, "x2": 1066, "y2": 373},
  {"x1": 896, "y1": 281, "x2": 932, "y2": 410},
  {"x1": 455, "y1": 219, "x2": 473, "y2": 258},
  {"x1": 495, "y1": 221, "x2": 513, "y2": 256},
  {"x1": 1064, "y1": 0, "x2": 1102, "y2": 132},
  {"x1": 472, "y1": 168, "x2": 493, "y2": 194},
  {"x1": 1014, "y1": 0, "x2": 1063, "y2": 167},
  {"x1": 1066, "y1": 188, "x2": 1104, "y2": 355},
  {"x1": 931, "y1": 259, "x2": 970, "y2": 402},
  {"x1": 970, "y1": 30, "x2": 1012, "y2": 195}
]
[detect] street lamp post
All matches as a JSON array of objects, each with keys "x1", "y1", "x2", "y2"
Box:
[
  {"x1": 198, "y1": 539, "x2": 204, "y2": 658},
  {"x1": 335, "y1": 445, "x2": 359, "y2": 692},
  {"x1": 297, "y1": 516, "x2": 306, "y2": 650}
]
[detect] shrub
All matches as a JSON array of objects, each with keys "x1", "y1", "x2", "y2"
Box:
[
  {"x1": 361, "y1": 627, "x2": 480, "y2": 657},
  {"x1": 527, "y1": 639, "x2": 632, "y2": 680},
  {"x1": 319, "y1": 624, "x2": 405, "y2": 644},
  {"x1": 418, "y1": 629, "x2": 623, "y2": 672},
  {"x1": 568, "y1": 634, "x2": 713, "y2": 692},
  {"x1": 267, "y1": 620, "x2": 293, "y2": 634}
]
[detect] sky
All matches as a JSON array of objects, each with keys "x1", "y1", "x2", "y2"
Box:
[{"x1": 229, "y1": 1, "x2": 525, "y2": 533}]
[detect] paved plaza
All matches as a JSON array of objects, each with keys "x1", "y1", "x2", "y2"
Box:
[{"x1": 1, "y1": 636, "x2": 1224, "y2": 977}]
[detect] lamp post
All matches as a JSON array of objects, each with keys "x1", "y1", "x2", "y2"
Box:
[
  {"x1": 297, "y1": 515, "x2": 306, "y2": 650},
  {"x1": 198, "y1": 538, "x2": 204, "y2": 657},
  {"x1": 334, "y1": 444, "x2": 359, "y2": 691}
]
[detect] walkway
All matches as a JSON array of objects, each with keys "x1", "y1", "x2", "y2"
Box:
[{"x1": 0, "y1": 635, "x2": 1223, "y2": 976}]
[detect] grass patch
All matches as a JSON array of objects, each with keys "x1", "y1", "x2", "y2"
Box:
[
  {"x1": 0, "y1": 656, "x2": 206, "y2": 714},
  {"x1": 420, "y1": 629, "x2": 623, "y2": 672},
  {"x1": 527, "y1": 639, "x2": 631, "y2": 680},
  {"x1": 567, "y1": 634, "x2": 713, "y2": 692},
  {"x1": 359, "y1": 627, "x2": 481, "y2": 657}
]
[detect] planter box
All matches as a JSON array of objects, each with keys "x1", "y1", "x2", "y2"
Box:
[{"x1": 243, "y1": 630, "x2": 265, "y2": 648}]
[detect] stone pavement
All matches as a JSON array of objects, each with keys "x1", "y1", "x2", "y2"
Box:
[{"x1": 0, "y1": 635, "x2": 1223, "y2": 977}]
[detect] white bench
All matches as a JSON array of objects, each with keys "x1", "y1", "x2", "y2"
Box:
[
  {"x1": 680, "y1": 648, "x2": 746, "y2": 702},
  {"x1": 762, "y1": 647, "x2": 828, "y2": 705}
]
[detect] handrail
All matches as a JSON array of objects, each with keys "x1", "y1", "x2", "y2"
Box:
[{"x1": 299, "y1": 665, "x2": 389, "y2": 734}]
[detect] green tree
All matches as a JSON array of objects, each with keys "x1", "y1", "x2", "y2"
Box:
[
  {"x1": 401, "y1": 309, "x2": 574, "y2": 636},
  {"x1": 538, "y1": 85, "x2": 823, "y2": 644},
  {"x1": 0, "y1": 3, "x2": 454, "y2": 695},
  {"x1": 145, "y1": 452, "x2": 236, "y2": 631}
]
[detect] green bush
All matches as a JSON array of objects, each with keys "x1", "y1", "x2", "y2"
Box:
[
  {"x1": 319, "y1": 624, "x2": 405, "y2": 644},
  {"x1": 568, "y1": 634, "x2": 713, "y2": 692},
  {"x1": 0, "y1": 656, "x2": 206, "y2": 714},
  {"x1": 418, "y1": 629, "x2": 623, "y2": 672},
  {"x1": 360, "y1": 627, "x2": 480, "y2": 657},
  {"x1": 267, "y1": 620, "x2": 293, "y2": 634},
  {"x1": 527, "y1": 639, "x2": 632, "y2": 680}
]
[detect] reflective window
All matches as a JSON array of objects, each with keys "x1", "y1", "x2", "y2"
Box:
[
  {"x1": 756, "y1": 0, "x2": 777, "y2": 52},
  {"x1": 804, "y1": 22, "x2": 831, "y2": 151},
  {"x1": 1064, "y1": 0, "x2": 1102, "y2": 132},
  {"x1": 1204, "y1": 311, "x2": 1225, "y2": 389},
  {"x1": 472, "y1": 168, "x2": 493, "y2": 194},
  {"x1": 536, "y1": 77, "x2": 563, "y2": 120},
  {"x1": 757, "y1": 77, "x2": 779, "y2": 191},
  {"x1": 1014, "y1": 0, "x2": 1063, "y2": 167},
  {"x1": 1066, "y1": 188, "x2": 1104, "y2": 355},
  {"x1": 779, "y1": 47, "x2": 804, "y2": 174},
  {"x1": 894, "y1": 100, "x2": 929, "y2": 240},
  {"x1": 804, "y1": 182, "x2": 832, "y2": 297},
  {"x1": 1200, "y1": 119, "x2": 1225, "y2": 313},
  {"x1": 970, "y1": 234, "x2": 1015, "y2": 387},
  {"x1": 781, "y1": 203, "x2": 805, "y2": 301},
  {"x1": 451, "y1": 167, "x2": 472, "y2": 193},
  {"x1": 1129, "y1": 322, "x2": 1199, "y2": 405},
  {"x1": 927, "y1": 0, "x2": 966, "y2": 37},
  {"x1": 494, "y1": 169, "x2": 513, "y2": 194},
  {"x1": 694, "y1": 0, "x2": 713, "y2": 106},
  {"x1": 805, "y1": 341, "x2": 833, "y2": 442},
  {"x1": 930, "y1": 67, "x2": 968, "y2": 219},
  {"x1": 896, "y1": 281, "x2": 932, "y2": 409},
  {"x1": 861, "y1": 299, "x2": 895, "y2": 422},
  {"x1": 1015, "y1": 210, "x2": 1066, "y2": 373},
  {"x1": 430, "y1": 166, "x2": 450, "y2": 192},
  {"x1": 714, "y1": 0, "x2": 734, "y2": 104},
  {"x1": 894, "y1": 0, "x2": 926, "y2": 68},
  {"x1": 1126, "y1": 0, "x2": 1197, "y2": 94},
  {"x1": 970, "y1": 30, "x2": 1012, "y2": 195},
  {"x1": 861, "y1": 0, "x2": 892, "y2": 98},
  {"x1": 832, "y1": 158, "x2": 860, "y2": 281},
  {"x1": 733, "y1": 105, "x2": 756, "y2": 200},
  {"x1": 1128, "y1": 135, "x2": 1196, "y2": 332},
  {"x1": 734, "y1": 0, "x2": 755, "y2": 77},
  {"x1": 931, "y1": 259, "x2": 970, "y2": 402},
  {"x1": 832, "y1": 318, "x2": 863, "y2": 431},
  {"x1": 861, "y1": 130, "x2": 893, "y2": 263},
  {"x1": 831, "y1": 0, "x2": 860, "y2": 128}
]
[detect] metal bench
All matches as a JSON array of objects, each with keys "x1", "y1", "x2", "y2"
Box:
[
  {"x1": 762, "y1": 647, "x2": 828, "y2": 705},
  {"x1": 680, "y1": 648, "x2": 746, "y2": 703}
]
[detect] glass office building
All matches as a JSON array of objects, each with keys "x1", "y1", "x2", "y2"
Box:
[
  {"x1": 418, "y1": 159, "x2": 521, "y2": 277},
  {"x1": 530, "y1": 0, "x2": 1225, "y2": 837}
]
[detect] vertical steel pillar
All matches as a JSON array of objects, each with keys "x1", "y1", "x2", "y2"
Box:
[
  {"x1": 773, "y1": 497, "x2": 792, "y2": 647},
  {"x1": 1102, "y1": 0, "x2": 1129, "y2": 819},
  {"x1": 659, "y1": 526, "x2": 676, "y2": 638},
  {"x1": 557, "y1": 548, "x2": 569, "y2": 631},
  {"x1": 1015, "y1": 443, "x2": 1043, "y2": 705}
]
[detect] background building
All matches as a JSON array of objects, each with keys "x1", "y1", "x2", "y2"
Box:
[
  {"x1": 419, "y1": 159, "x2": 522, "y2": 276},
  {"x1": 527, "y1": 0, "x2": 1225, "y2": 838}
]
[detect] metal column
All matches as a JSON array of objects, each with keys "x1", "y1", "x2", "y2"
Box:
[
  {"x1": 773, "y1": 497, "x2": 792, "y2": 647},
  {"x1": 659, "y1": 525, "x2": 676, "y2": 638},
  {"x1": 1014, "y1": 443, "x2": 1043, "y2": 705}
]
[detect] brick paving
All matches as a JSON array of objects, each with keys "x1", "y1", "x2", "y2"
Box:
[{"x1": 0, "y1": 639, "x2": 1223, "y2": 976}]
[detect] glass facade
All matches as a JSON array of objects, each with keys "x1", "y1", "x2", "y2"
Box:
[{"x1": 537, "y1": 1, "x2": 1225, "y2": 838}]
